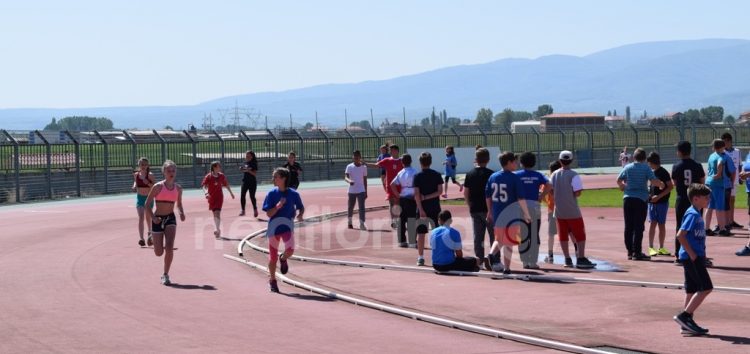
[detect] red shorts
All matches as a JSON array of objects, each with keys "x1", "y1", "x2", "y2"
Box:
[
  {"x1": 208, "y1": 196, "x2": 223, "y2": 211},
  {"x1": 494, "y1": 225, "x2": 521, "y2": 246},
  {"x1": 269, "y1": 232, "x2": 295, "y2": 262},
  {"x1": 556, "y1": 218, "x2": 586, "y2": 242}
]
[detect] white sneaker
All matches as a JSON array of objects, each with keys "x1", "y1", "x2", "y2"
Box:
[
  {"x1": 161, "y1": 274, "x2": 171, "y2": 285},
  {"x1": 491, "y1": 263, "x2": 505, "y2": 273}
]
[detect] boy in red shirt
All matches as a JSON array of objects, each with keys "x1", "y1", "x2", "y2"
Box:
[{"x1": 368, "y1": 145, "x2": 403, "y2": 229}]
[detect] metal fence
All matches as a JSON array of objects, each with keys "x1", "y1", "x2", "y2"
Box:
[{"x1": 1, "y1": 124, "x2": 747, "y2": 204}]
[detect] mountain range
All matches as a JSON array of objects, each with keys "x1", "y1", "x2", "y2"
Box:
[{"x1": 2, "y1": 38, "x2": 749, "y2": 130}]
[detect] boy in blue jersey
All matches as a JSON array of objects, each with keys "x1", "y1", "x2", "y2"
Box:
[
  {"x1": 262, "y1": 167, "x2": 305, "y2": 293},
  {"x1": 514, "y1": 152, "x2": 550, "y2": 269},
  {"x1": 617, "y1": 148, "x2": 665, "y2": 261},
  {"x1": 705, "y1": 139, "x2": 728, "y2": 236},
  {"x1": 430, "y1": 210, "x2": 480, "y2": 272},
  {"x1": 485, "y1": 152, "x2": 531, "y2": 274},
  {"x1": 673, "y1": 183, "x2": 712, "y2": 335}
]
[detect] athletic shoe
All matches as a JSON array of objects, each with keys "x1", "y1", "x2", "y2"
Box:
[
  {"x1": 269, "y1": 279, "x2": 279, "y2": 293},
  {"x1": 564, "y1": 257, "x2": 574, "y2": 268},
  {"x1": 390, "y1": 221, "x2": 397, "y2": 229},
  {"x1": 687, "y1": 316, "x2": 709, "y2": 334},
  {"x1": 147, "y1": 234, "x2": 153, "y2": 246},
  {"x1": 482, "y1": 258, "x2": 493, "y2": 271},
  {"x1": 735, "y1": 246, "x2": 750, "y2": 256},
  {"x1": 658, "y1": 248, "x2": 672, "y2": 256},
  {"x1": 627, "y1": 253, "x2": 633, "y2": 260},
  {"x1": 138, "y1": 239, "x2": 146, "y2": 247},
  {"x1": 704, "y1": 258, "x2": 713, "y2": 267},
  {"x1": 632, "y1": 253, "x2": 651, "y2": 261},
  {"x1": 705, "y1": 228, "x2": 716, "y2": 236},
  {"x1": 673, "y1": 258, "x2": 683, "y2": 266},
  {"x1": 279, "y1": 255, "x2": 289, "y2": 274},
  {"x1": 359, "y1": 224, "x2": 367, "y2": 231},
  {"x1": 718, "y1": 229, "x2": 732, "y2": 237},
  {"x1": 730, "y1": 221, "x2": 743, "y2": 229},
  {"x1": 253, "y1": 209, "x2": 259, "y2": 218},
  {"x1": 459, "y1": 184, "x2": 464, "y2": 192},
  {"x1": 239, "y1": 210, "x2": 245, "y2": 216},
  {"x1": 575, "y1": 257, "x2": 597, "y2": 269},
  {"x1": 523, "y1": 263, "x2": 540, "y2": 269},
  {"x1": 491, "y1": 263, "x2": 505, "y2": 273},
  {"x1": 398, "y1": 242, "x2": 409, "y2": 248},
  {"x1": 648, "y1": 247, "x2": 658, "y2": 257},
  {"x1": 713, "y1": 225, "x2": 721, "y2": 233},
  {"x1": 502, "y1": 269, "x2": 512, "y2": 275},
  {"x1": 441, "y1": 194, "x2": 448, "y2": 198},
  {"x1": 417, "y1": 257, "x2": 425, "y2": 266},
  {"x1": 347, "y1": 224, "x2": 353, "y2": 229},
  {"x1": 160, "y1": 274, "x2": 171, "y2": 285},
  {"x1": 674, "y1": 312, "x2": 707, "y2": 335},
  {"x1": 544, "y1": 254, "x2": 554, "y2": 264}
]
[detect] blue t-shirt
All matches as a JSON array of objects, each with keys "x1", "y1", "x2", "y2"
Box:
[
  {"x1": 678, "y1": 206, "x2": 706, "y2": 260},
  {"x1": 618, "y1": 162, "x2": 656, "y2": 202},
  {"x1": 430, "y1": 225, "x2": 462, "y2": 266},
  {"x1": 485, "y1": 170, "x2": 524, "y2": 223},
  {"x1": 722, "y1": 152, "x2": 736, "y2": 188},
  {"x1": 515, "y1": 169, "x2": 548, "y2": 209},
  {"x1": 706, "y1": 152, "x2": 724, "y2": 189},
  {"x1": 445, "y1": 154, "x2": 457, "y2": 176},
  {"x1": 743, "y1": 157, "x2": 750, "y2": 193},
  {"x1": 262, "y1": 187, "x2": 304, "y2": 237}
]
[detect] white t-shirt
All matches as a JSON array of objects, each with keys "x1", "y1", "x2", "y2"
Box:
[
  {"x1": 392, "y1": 166, "x2": 417, "y2": 198},
  {"x1": 726, "y1": 147, "x2": 741, "y2": 185},
  {"x1": 345, "y1": 163, "x2": 368, "y2": 194},
  {"x1": 619, "y1": 152, "x2": 631, "y2": 167}
]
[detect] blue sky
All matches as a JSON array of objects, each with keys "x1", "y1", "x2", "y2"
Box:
[{"x1": 1, "y1": 0, "x2": 748, "y2": 108}]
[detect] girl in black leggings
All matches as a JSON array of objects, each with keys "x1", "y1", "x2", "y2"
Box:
[{"x1": 240, "y1": 150, "x2": 259, "y2": 217}]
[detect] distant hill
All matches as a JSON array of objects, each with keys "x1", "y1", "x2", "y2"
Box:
[{"x1": 2, "y1": 38, "x2": 749, "y2": 130}]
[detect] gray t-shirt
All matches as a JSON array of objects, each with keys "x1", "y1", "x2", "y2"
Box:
[{"x1": 551, "y1": 168, "x2": 583, "y2": 219}]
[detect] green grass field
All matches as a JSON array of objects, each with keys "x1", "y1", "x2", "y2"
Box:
[{"x1": 442, "y1": 188, "x2": 749, "y2": 209}]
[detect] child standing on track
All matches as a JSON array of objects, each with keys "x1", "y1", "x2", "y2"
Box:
[
  {"x1": 345, "y1": 150, "x2": 368, "y2": 230},
  {"x1": 463, "y1": 147, "x2": 496, "y2": 270},
  {"x1": 722, "y1": 133, "x2": 742, "y2": 229},
  {"x1": 705, "y1": 140, "x2": 728, "y2": 236},
  {"x1": 485, "y1": 152, "x2": 531, "y2": 274},
  {"x1": 673, "y1": 183, "x2": 713, "y2": 335},
  {"x1": 442, "y1": 145, "x2": 463, "y2": 198},
  {"x1": 414, "y1": 152, "x2": 443, "y2": 266},
  {"x1": 282, "y1": 151, "x2": 303, "y2": 190},
  {"x1": 132, "y1": 157, "x2": 155, "y2": 247},
  {"x1": 370, "y1": 145, "x2": 403, "y2": 229},
  {"x1": 672, "y1": 141, "x2": 705, "y2": 263},
  {"x1": 647, "y1": 152, "x2": 673, "y2": 257},
  {"x1": 144, "y1": 160, "x2": 186, "y2": 285},
  {"x1": 202, "y1": 161, "x2": 235, "y2": 239},
  {"x1": 239, "y1": 150, "x2": 259, "y2": 217},
  {"x1": 391, "y1": 153, "x2": 418, "y2": 248},
  {"x1": 515, "y1": 152, "x2": 550, "y2": 269},
  {"x1": 617, "y1": 148, "x2": 665, "y2": 261},
  {"x1": 431, "y1": 210, "x2": 480, "y2": 273},
  {"x1": 377, "y1": 144, "x2": 391, "y2": 190},
  {"x1": 544, "y1": 160, "x2": 562, "y2": 263},
  {"x1": 263, "y1": 167, "x2": 305, "y2": 293}
]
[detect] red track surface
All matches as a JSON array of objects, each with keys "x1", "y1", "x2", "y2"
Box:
[{"x1": 1, "y1": 174, "x2": 749, "y2": 353}]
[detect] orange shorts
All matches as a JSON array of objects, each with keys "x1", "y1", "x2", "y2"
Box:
[
  {"x1": 494, "y1": 225, "x2": 521, "y2": 246},
  {"x1": 556, "y1": 218, "x2": 586, "y2": 242}
]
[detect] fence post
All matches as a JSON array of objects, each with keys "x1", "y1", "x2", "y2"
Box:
[
  {"x1": 369, "y1": 127, "x2": 381, "y2": 154},
  {"x1": 2, "y1": 130, "x2": 21, "y2": 202},
  {"x1": 239, "y1": 130, "x2": 251, "y2": 150},
  {"x1": 344, "y1": 128, "x2": 356, "y2": 151},
  {"x1": 690, "y1": 124, "x2": 697, "y2": 147},
  {"x1": 606, "y1": 126, "x2": 616, "y2": 166},
  {"x1": 630, "y1": 125, "x2": 639, "y2": 147},
  {"x1": 397, "y1": 128, "x2": 408, "y2": 152},
  {"x1": 183, "y1": 130, "x2": 198, "y2": 188},
  {"x1": 423, "y1": 129, "x2": 434, "y2": 148},
  {"x1": 582, "y1": 127, "x2": 593, "y2": 167},
  {"x1": 319, "y1": 129, "x2": 331, "y2": 180},
  {"x1": 33, "y1": 130, "x2": 53, "y2": 199},
  {"x1": 152, "y1": 130, "x2": 167, "y2": 164},
  {"x1": 557, "y1": 128, "x2": 566, "y2": 152},
  {"x1": 477, "y1": 126, "x2": 488, "y2": 147},
  {"x1": 211, "y1": 130, "x2": 225, "y2": 166},
  {"x1": 450, "y1": 127, "x2": 461, "y2": 147},
  {"x1": 649, "y1": 123, "x2": 660, "y2": 153},
  {"x1": 531, "y1": 127, "x2": 541, "y2": 158},
  {"x1": 292, "y1": 129, "x2": 304, "y2": 165},
  {"x1": 63, "y1": 130, "x2": 81, "y2": 197},
  {"x1": 122, "y1": 130, "x2": 137, "y2": 167},
  {"x1": 728, "y1": 124, "x2": 737, "y2": 144},
  {"x1": 266, "y1": 129, "x2": 279, "y2": 160},
  {"x1": 93, "y1": 130, "x2": 109, "y2": 194}
]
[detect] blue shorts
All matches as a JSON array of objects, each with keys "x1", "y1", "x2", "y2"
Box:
[
  {"x1": 136, "y1": 194, "x2": 154, "y2": 208},
  {"x1": 648, "y1": 202, "x2": 668, "y2": 224},
  {"x1": 708, "y1": 186, "x2": 726, "y2": 211}
]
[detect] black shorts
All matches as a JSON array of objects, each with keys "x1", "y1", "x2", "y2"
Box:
[
  {"x1": 444, "y1": 175, "x2": 457, "y2": 183},
  {"x1": 152, "y1": 213, "x2": 177, "y2": 233},
  {"x1": 724, "y1": 188, "x2": 731, "y2": 210},
  {"x1": 683, "y1": 256, "x2": 713, "y2": 293},
  {"x1": 416, "y1": 210, "x2": 439, "y2": 234}
]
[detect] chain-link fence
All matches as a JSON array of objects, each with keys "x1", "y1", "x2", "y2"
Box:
[{"x1": 1, "y1": 124, "x2": 746, "y2": 204}]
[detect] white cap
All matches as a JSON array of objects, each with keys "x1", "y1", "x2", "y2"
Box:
[{"x1": 559, "y1": 150, "x2": 573, "y2": 161}]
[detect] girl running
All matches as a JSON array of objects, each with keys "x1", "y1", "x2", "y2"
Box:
[
  {"x1": 442, "y1": 145, "x2": 463, "y2": 198},
  {"x1": 132, "y1": 157, "x2": 155, "y2": 247},
  {"x1": 202, "y1": 161, "x2": 235, "y2": 239},
  {"x1": 239, "y1": 150, "x2": 259, "y2": 217},
  {"x1": 144, "y1": 160, "x2": 186, "y2": 285},
  {"x1": 262, "y1": 167, "x2": 305, "y2": 293}
]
